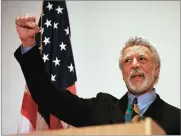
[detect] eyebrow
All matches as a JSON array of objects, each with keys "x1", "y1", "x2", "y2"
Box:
[
  {"x1": 139, "y1": 54, "x2": 148, "y2": 58},
  {"x1": 122, "y1": 55, "x2": 132, "y2": 61},
  {"x1": 122, "y1": 53, "x2": 148, "y2": 60}
]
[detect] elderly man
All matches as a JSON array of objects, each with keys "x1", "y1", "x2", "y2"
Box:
[{"x1": 14, "y1": 15, "x2": 180, "y2": 135}]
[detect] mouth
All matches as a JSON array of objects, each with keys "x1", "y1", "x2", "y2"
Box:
[{"x1": 130, "y1": 74, "x2": 145, "y2": 81}]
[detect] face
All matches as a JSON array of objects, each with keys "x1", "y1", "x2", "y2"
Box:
[{"x1": 121, "y1": 45, "x2": 159, "y2": 94}]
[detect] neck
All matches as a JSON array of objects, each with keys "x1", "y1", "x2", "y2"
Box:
[{"x1": 128, "y1": 86, "x2": 154, "y2": 97}]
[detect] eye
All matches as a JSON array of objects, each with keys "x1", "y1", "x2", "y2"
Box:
[
  {"x1": 125, "y1": 58, "x2": 132, "y2": 63},
  {"x1": 139, "y1": 56, "x2": 146, "y2": 61}
]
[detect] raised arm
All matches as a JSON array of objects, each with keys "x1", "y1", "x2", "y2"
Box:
[{"x1": 14, "y1": 15, "x2": 96, "y2": 127}]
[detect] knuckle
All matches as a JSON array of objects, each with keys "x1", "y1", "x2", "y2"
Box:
[{"x1": 16, "y1": 17, "x2": 20, "y2": 21}]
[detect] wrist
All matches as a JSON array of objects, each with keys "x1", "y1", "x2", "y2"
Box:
[{"x1": 21, "y1": 38, "x2": 36, "y2": 47}]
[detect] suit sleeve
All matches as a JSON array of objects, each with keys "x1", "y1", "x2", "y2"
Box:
[{"x1": 14, "y1": 45, "x2": 96, "y2": 127}]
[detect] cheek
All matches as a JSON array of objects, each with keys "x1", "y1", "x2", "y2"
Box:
[
  {"x1": 122, "y1": 67, "x2": 131, "y2": 78},
  {"x1": 141, "y1": 65, "x2": 154, "y2": 75}
]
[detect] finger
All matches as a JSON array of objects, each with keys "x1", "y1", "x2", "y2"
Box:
[
  {"x1": 28, "y1": 29, "x2": 40, "y2": 36},
  {"x1": 25, "y1": 15, "x2": 36, "y2": 23},
  {"x1": 21, "y1": 16, "x2": 27, "y2": 27},
  {"x1": 25, "y1": 22, "x2": 39, "y2": 30},
  {"x1": 15, "y1": 15, "x2": 34, "y2": 27},
  {"x1": 15, "y1": 16, "x2": 21, "y2": 26},
  {"x1": 24, "y1": 15, "x2": 37, "y2": 29},
  {"x1": 17, "y1": 16, "x2": 26, "y2": 27}
]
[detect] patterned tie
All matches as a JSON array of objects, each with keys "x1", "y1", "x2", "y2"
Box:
[{"x1": 124, "y1": 97, "x2": 144, "y2": 123}]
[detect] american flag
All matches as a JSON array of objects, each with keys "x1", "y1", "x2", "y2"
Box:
[{"x1": 17, "y1": 0, "x2": 77, "y2": 133}]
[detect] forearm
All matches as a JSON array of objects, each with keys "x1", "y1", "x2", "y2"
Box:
[
  {"x1": 15, "y1": 45, "x2": 60, "y2": 108},
  {"x1": 14, "y1": 45, "x2": 94, "y2": 126}
]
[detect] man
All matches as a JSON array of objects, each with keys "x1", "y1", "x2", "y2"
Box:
[{"x1": 14, "y1": 15, "x2": 180, "y2": 135}]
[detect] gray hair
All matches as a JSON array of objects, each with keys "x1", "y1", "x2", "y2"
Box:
[{"x1": 119, "y1": 36, "x2": 161, "y2": 84}]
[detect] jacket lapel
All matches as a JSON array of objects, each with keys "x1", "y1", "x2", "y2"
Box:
[
  {"x1": 119, "y1": 93, "x2": 129, "y2": 116},
  {"x1": 143, "y1": 94, "x2": 164, "y2": 122}
]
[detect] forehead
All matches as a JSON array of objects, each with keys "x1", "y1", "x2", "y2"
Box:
[{"x1": 122, "y1": 45, "x2": 151, "y2": 57}]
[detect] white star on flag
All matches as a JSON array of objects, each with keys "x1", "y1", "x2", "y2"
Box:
[
  {"x1": 44, "y1": 19, "x2": 52, "y2": 28},
  {"x1": 46, "y1": 2, "x2": 53, "y2": 11},
  {"x1": 64, "y1": 27, "x2": 69, "y2": 35},
  {"x1": 56, "y1": 6, "x2": 63, "y2": 14},
  {"x1": 53, "y1": 57, "x2": 61, "y2": 66},
  {"x1": 51, "y1": 74, "x2": 56, "y2": 82},
  {"x1": 59, "y1": 42, "x2": 66, "y2": 51},
  {"x1": 54, "y1": 22, "x2": 59, "y2": 29},
  {"x1": 42, "y1": 54, "x2": 49, "y2": 63},
  {"x1": 68, "y1": 63, "x2": 74, "y2": 72},
  {"x1": 43, "y1": 36, "x2": 50, "y2": 46}
]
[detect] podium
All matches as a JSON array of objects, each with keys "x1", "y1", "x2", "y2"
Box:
[{"x1": 11, "y1": 118, "x2": 165, "y2": 135}]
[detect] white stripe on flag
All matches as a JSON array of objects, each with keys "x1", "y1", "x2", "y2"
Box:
[
  {"x1": 17, "y1": 115, "x2": 34, "y2": 133},
  {"x1": 17, "y1": 111, "x2": 49, "y2": 133},
  {"x1": 36, "y1": 112, "x2": 49, "y2": 130},
  {"x1": 61, "y1": 120, "x2": 74, "y2": 129}
]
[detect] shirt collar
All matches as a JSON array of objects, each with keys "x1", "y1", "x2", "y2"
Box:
[{"x1": 127, "y1": 88, "x2": 157, "y2": 111}]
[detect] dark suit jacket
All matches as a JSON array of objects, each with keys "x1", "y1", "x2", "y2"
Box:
[{"x1": 14, "y1": 45, "x2": 180, "y2": 135}]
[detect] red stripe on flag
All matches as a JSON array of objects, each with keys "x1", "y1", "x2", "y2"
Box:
[
  {"x1": 50, "y1": 115, "x2": 63, "y2": 129},
  {"x1": 49, "y1": 84, "x2": 76, "y2": 129},
  {"x1": 21, "y1": 91, "x2": 38, "y2": 129},
  {"x1": 67, "y1": 84, "x2": 76, "y2": 95}
]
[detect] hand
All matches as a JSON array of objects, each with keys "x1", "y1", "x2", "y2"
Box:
[{"x1": 15, "y1": 14, "x2": 40, "y2": 47}]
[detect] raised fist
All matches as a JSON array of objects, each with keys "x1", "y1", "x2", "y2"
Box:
[{"x1": 15, "y1": 14, "x2": 40, "y2": 47}]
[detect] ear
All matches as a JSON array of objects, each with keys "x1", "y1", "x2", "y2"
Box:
[
  {"x1": 123, "y1": 76, "x2": 125, "y2": 81},
  {"x1": 122, "y1": 71, "x2": 127, "y2": 82},
  {"x1": 120, "y1": 66, "x2": 125, "y2": 79},
  {"x1": 154, "y1": 64, "x2": 160, "y2": 77}
]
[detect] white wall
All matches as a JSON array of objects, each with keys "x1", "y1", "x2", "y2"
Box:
[{"x1": 2, "y1": 1, "x2": 180, "y2": 135}]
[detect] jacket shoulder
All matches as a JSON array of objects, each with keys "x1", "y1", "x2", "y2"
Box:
[
  {"x1": 96, "y1": 92, "x2": 119, "y2": 101},
  {"x1": 163, "y1": 101, "x2": 180, "y2": 118},
  {"x1": 161, "y1": 100, "x2": 180, "y2": 134},
  {"x1": 96, "y1": 92, "x2": 119, "y2": 105}
]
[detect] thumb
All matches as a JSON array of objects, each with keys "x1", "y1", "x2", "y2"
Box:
[{"x1": 28, "y1": 29, "x2": 40, "y2": 37}]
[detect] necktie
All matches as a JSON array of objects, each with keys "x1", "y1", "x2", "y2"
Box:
[
  {"x1": 124, "y1": 97, "x2": 144, "y2": 123},
  {"x1": 131, "y1": 98, "x2": 141, "y2": 122}
]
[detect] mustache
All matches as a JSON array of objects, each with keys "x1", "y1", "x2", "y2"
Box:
[{"x1": 129, "y1": 69, "x2": 146, "y2": 79}]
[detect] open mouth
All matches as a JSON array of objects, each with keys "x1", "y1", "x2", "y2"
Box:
[{"x1": 131, "y1": 74, "x2": 145, "y2": 80}]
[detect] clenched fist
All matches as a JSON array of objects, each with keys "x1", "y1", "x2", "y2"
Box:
[{"x1": 15, "y1": 14, "x2": 40, "y2": 47}]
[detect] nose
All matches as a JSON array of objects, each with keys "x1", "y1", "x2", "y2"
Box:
[{"x1": 132, "y1": 58, "x2": 140, "y2": 69}]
